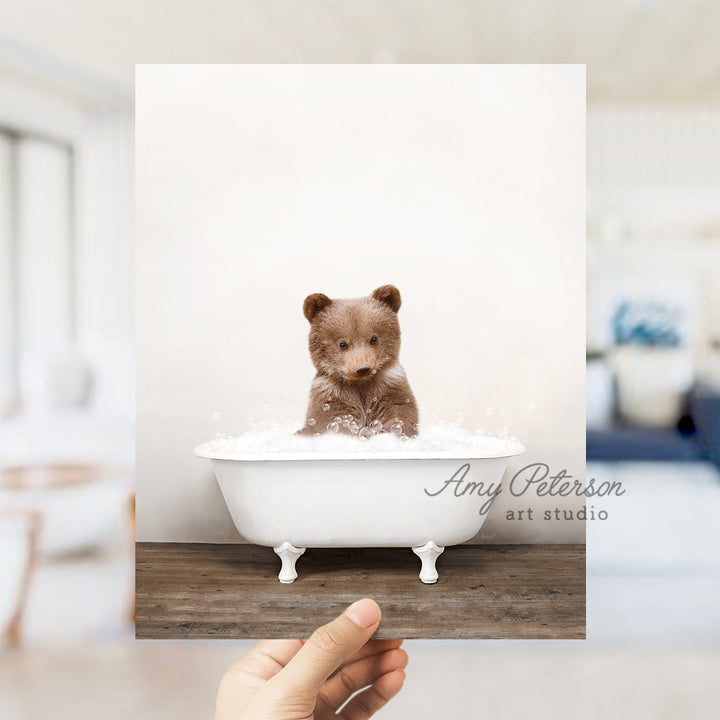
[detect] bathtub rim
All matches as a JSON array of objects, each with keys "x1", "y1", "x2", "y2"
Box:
[{"x1": 193, "y1": 442, "x2": 526, "y2": 462}]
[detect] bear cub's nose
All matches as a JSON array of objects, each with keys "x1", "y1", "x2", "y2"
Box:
[{"x1": 355, "y1": 365, "x2": 372, "y2": 376}]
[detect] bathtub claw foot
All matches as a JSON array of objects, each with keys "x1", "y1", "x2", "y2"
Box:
[
  {"x1": 274, "y1": 542, "x2": 306, "y2": 583},
  {"x1": 412, "y1": 541, "x2": 444, "y2": 584}
]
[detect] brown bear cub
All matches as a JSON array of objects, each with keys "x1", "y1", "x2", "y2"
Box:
[{"x1": 298, "y1": 285, "x2": 419, "y2": 437}]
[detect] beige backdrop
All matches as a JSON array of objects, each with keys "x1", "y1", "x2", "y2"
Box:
[{"x1": 135, "y1": 64, "x2": 586, "y2": 543}]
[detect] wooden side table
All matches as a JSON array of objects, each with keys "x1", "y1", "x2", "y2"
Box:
[{"x1": 0, "y1": 509, "x2": 41, "y2": 648}]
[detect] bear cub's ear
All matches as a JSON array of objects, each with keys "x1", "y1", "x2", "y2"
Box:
[
  {"x1": 371, "y1": 285, "x2": 402, "y2": 313},
  {"x1": 303, "y1": 293, "x2": 333, "y2": 322}
]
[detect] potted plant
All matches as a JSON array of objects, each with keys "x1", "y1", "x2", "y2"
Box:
[
  {"x1": 611, "y1": 300, "x2": 694, "y2": 428},
  {"x1": 586, "y1": 349, "x2": 614, "y2": 429}
]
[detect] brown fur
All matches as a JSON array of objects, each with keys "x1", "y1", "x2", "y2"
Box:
[{"x1": 298, "y1": 285, "x2": 419, "y2": 437}]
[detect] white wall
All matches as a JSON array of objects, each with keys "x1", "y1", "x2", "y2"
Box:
[
  {"x1": 587, "y1": 106, "x2": 720, "y2": 359},
  {"x1": 136, "y1": 64, "x2": 586, "y2": 543},
  {"x1": 74, "y1": 109, "x2": 135, "y2": 419}
]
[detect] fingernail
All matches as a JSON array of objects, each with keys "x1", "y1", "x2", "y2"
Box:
[{"x1": 344, "y1": 598, "x2": 380, "y2": 628}]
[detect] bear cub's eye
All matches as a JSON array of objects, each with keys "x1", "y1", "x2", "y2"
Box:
[
  {"x1": 370, "y1": 336, "x2": 378, "y2": 345},
  {"x1": 339, "y1": 341, "x2": 348, "y2": 350}
]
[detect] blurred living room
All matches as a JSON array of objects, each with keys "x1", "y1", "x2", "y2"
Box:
[{"x1": 1, "y1": 2, "x2": 719, "y2": 719}]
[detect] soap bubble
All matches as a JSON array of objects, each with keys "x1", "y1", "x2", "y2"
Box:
[
  {"x1": 405, "y1": 398, "x2": 411, "y2": 404},
  {"x1": 197, "y1": 420, "x2": 524, "y2": 459},
  {"x1": 390, "y1": 422, "x2": 403, "y2": 436},
  {"x1": 392, "y1": 417, "x2": 401, "y2": 424},
  {"x1": 358, "y1": 427, "x2": 373, "y2": 440},
  {"x1": 370, "y1": 420, "x2": 383, "y2": 434},
  {"x1": 333, "y1": 416, "x2": 343, "y2": 423},
  {"x1": 322, "y1": 403, "x2": 331, "y2": 412},
  {"x1": 212, "y1": 411, "x2": 222, "y2": 421},
  {"x1": 308, "y1": 417, "x2": 316, "y2": 427},
  {"x1": 348, "y1": 421, "x2": 360, "y2": 433},
  {"x1": 372, "y1": 397, "x2": 378, "y2": 404},
  {"x1": 412, "y1": 423, "x2": 419, "y2": 432}
]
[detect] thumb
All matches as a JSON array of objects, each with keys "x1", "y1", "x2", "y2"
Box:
[{"x1": 268, "y1": 598, "x2": 381, "y2": 700}]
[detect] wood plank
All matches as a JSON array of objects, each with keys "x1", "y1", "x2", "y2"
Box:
[{"x1": 136, "y1": 543, "x2": 585, "y2": 639}]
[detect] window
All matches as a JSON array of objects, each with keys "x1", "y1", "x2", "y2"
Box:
[{"x1": 0, "y1": 127, "x2": 75, "y2": 416}]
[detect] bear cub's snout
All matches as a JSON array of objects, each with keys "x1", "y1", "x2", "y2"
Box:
[{"x1": 298, "y1": 285, "x2": 419, "y2": 437}]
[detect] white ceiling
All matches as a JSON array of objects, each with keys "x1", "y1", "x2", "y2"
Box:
[{"x1": 0, "y1": 0, "x2": 719, "y2": 105}]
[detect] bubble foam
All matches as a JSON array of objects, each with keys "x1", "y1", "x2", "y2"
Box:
[{"x1": 195, "y1": 422, "x2": 525, "y2": 460}]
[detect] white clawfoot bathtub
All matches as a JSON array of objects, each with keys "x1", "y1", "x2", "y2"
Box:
[{"x1": 195, "y1": 443, "x2": 525, "y2": 583}]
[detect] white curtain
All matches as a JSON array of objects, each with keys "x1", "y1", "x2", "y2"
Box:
[
  {"x1": 0, "y1": 132, "x2": 74, "y2": 416},
  {"x1": 0, "y1": 134, "x2": 15, "y2": 414},
  {"x1": 16, "y1": 138, "x2": 74, "y2": 357}
]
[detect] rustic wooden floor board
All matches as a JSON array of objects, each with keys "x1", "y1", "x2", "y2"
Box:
[{"x1": 135, "y1": 543, "x2": 585, "y2": 639}]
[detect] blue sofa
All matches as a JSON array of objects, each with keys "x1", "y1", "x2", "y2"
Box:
[{"x1": 587, "y1": 383, "x2": 720, "y2": 466}]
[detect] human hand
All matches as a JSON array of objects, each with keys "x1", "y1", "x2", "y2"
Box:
[{"x1": 215, "y1": 598, "x2": 407, "y2": 719}]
